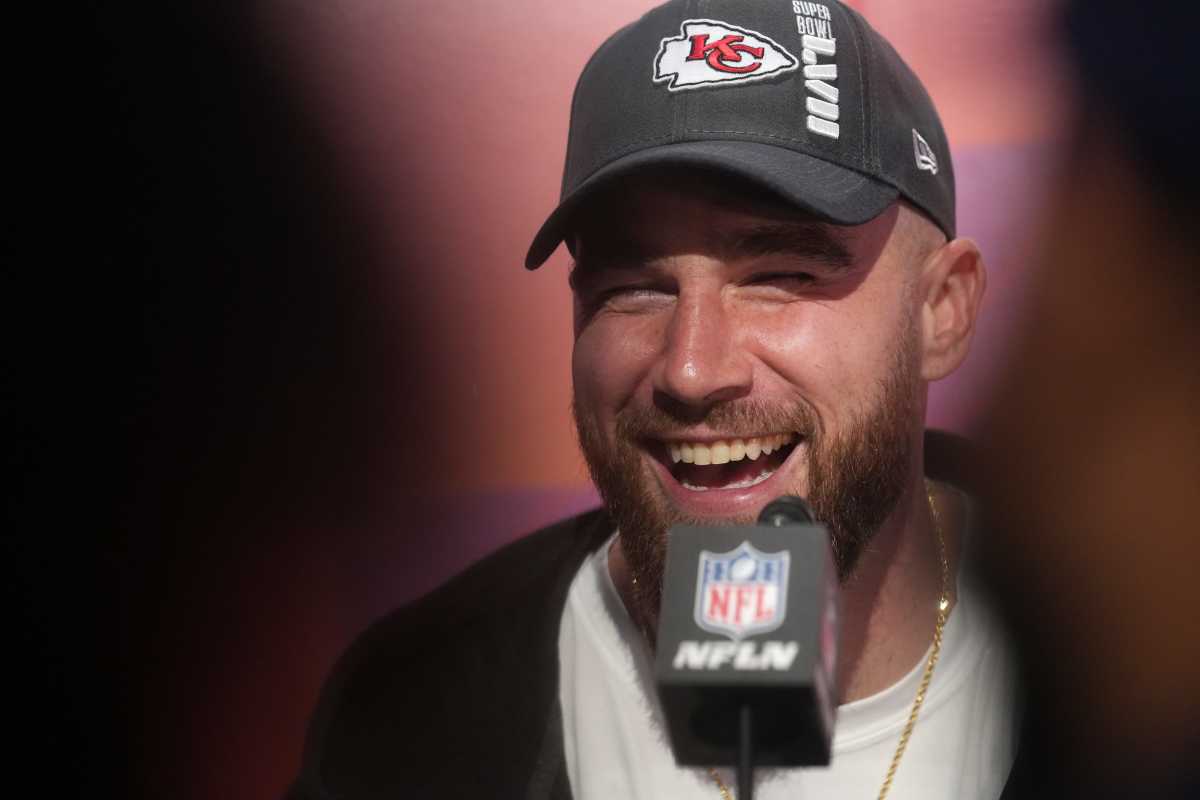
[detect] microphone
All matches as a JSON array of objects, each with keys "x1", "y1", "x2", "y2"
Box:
[
  {"x1": 653, "y1": 496, "x2": 840, "y2": 798},
  {"x1": 757, "y1": 495, "x2": 816, "y2": 527}
]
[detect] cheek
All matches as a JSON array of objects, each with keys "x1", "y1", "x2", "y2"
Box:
[
  {"x1": 746, "y1": 296, "x2": 912, "y2": 414},
  {"x1": 572, "y1": 315, "x2": 664, "y2": 420}
]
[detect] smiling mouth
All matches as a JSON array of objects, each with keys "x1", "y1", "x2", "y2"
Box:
[{"x1": 654, "y1": 433, "x2": 800, "y2": 492}]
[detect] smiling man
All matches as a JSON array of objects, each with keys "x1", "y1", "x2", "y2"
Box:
[
  {"x1": 290, "y1": 2, "x2": 1017, "y2": 799},
  {"x1": 567, "y1": 175, "x2": 945, "y2": 648}
]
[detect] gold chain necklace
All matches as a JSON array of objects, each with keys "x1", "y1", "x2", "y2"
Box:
[{"x1": 707, "y1": 480, "x2": 951, "y2": 800}]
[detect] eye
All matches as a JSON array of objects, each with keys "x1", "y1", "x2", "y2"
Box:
[
  {"x1": 581, "y1": 284, "x2": 673, "y2": 317},
  {"x1": 737, "y1": 271, "x2": 821, "y2": 304},
  {"x1": 738, "y1": 271, "x2": 820, "y2": 300},
  {"x1": 604, "y1": 285, "x2": 671, "y2": 305}
]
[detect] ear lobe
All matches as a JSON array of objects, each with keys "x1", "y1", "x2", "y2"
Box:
[{"x1": 920, "y1": 237, "x2": 987, "y2": 381}]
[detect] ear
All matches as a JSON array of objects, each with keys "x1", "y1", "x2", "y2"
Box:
[{"x1": 919, "y1": 237, "x2": 987, "y2": 381}]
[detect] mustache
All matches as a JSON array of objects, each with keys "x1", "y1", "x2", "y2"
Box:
[{"x1": 613, "y1": 398, "x2": 822, "y2": 442}]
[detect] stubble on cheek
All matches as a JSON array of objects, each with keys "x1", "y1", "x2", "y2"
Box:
[
  {"x1": 806, "y1": 350, "x2": 917, "y2": 582},
  {"x1": 572, "y1": 398, "x2": 667, "y2": 626}
]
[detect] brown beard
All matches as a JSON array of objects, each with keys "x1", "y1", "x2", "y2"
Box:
[{"x1": 573, "y1": 341, "x2": 919, "y2": 630}]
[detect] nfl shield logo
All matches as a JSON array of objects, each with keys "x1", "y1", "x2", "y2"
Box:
[{"x1": 694, "y1": 541, "x2": 790, "y2": 640}]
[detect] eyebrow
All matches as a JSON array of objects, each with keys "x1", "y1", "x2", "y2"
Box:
[
  {"x1": 568, "y1": 243, "x2": 656, "y2": 292},
  {"x1": 725, "y1": 222, "x2": 854, "y2": 269}
]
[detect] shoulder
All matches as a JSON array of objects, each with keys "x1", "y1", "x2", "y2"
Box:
[
  {"x1": 289, "y1": 507, "x2": 612, "y2": 798},
  {"x1": 406, "y1": 505, "x2": 615, "y2": 629},
  {"x1": 334, "y1": 505, "x2": 614, "y2": 664}
]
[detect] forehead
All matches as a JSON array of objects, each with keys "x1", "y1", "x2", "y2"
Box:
[{"x1": 567, "y1": 167, "x2": 879, "y2": 272}]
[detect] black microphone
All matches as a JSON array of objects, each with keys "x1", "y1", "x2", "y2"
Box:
[
  {"x1": 654, "y1": 496, "x2": 840, "y2": 798},
  {"x1": 757, "y1": 495, "x2": 816, "y2": 527}
]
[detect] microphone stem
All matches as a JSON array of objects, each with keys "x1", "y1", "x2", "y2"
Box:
[{"x1": 738, "y1": 703, "x2": 754, "y2": 800}]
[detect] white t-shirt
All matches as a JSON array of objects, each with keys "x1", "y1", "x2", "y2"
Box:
[{"x1": 558, "y1": 532, "x2": 1019, "y2": 800}]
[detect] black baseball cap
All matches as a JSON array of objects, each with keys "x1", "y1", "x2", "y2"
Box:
[{"x1": 526, "y1": 0, "x2": 955, "y2": 269}]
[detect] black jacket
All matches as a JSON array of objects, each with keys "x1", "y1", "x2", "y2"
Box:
[{"x1": 289, "y1": 507, "x2": 611, "y2": 799}]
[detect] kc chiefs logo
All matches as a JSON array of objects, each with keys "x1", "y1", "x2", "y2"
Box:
[
  {"x1": 654, "y1": 19, "x2": 798, "y2": 91},
  {"x1": 689, "y1": 33, "x2": 764, "y2": 74}
]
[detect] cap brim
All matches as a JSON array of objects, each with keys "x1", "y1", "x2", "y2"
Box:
[{"x1": 524, "y1": 140, "x2": 899, "y2": 269}]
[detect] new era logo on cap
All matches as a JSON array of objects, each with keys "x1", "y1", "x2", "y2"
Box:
[
  {"x1": 913, "y1": 128, "x2": 938, "y2": 174},
  {"x1": 654, "y1": 19, "x2": 798, "y2": 91}
]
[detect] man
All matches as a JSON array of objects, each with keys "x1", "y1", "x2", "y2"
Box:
[{"x1": 290, "y1": 1, "x2": 1015, "y2": 797}]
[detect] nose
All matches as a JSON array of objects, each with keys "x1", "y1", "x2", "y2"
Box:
[{"x1": 652, "y1": 286, "x2": 753, "y2": 414}]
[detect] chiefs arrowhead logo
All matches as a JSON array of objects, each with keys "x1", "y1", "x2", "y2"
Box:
[{"x1": 654, "y1": 19, "x2": 799, "y2": 92}]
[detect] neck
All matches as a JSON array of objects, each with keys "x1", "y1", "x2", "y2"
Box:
[
  {"x1": 834, "y1": 476, "x2": 960, "y2": 702},
  {"x1": 607, "y1": 474, "x2": 962, "y2": 704}
]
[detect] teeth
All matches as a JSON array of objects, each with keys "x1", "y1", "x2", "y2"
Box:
[{"x1": 667, "y1": 433, "x2": 794, "y2": 466}]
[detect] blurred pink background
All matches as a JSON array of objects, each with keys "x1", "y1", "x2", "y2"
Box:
[{"x1": 200, "y1": 1, "x2": 1073, "y2": 797}]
